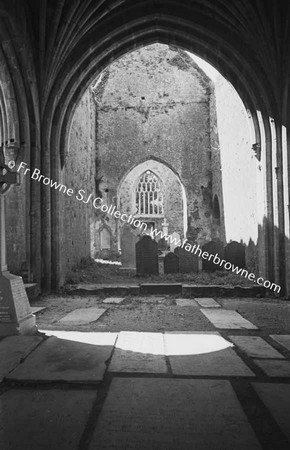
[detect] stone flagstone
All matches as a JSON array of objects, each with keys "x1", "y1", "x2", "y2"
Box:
[
  {"x1": 229, "y1": 336, "x2": 285, "y2": 359},
  {"x1": 175, "y1": 298, "x2": 198, "y2": 307},
  {"x1": 0, "y1": 389, "x2": 96, "y2": 450},
  {"x1": 252, "y1": 359, "x2": 290, "y2": 377},
  {"x1": 109, "y1": 331, "x2": 167, "y2": 373},
  {"x1": 270, "y1": 335, "x2": 290, "y2": 351},
  {"x1": 102, "y1": 297, "x2": 124, "y2": 304},
  {"x1": 196, "y1": 298, "x2": 220, "y2": 308},
  {"x1": 59, "y1": 307, "x2": 106, "y2": 324},
  {"x1": 0, "y1": 335, "x2": 43, "y2": 382},
  {"x1": 201, "y1": 309, "x2": 258, "y2": 329},
  {"x1": 164, "y1": 332, "x2": 254, "y2": 377},
  {"x1": 89, "y1": 378, "x2": 261, "y2": 449},
  {"x1": 252, "y1": 383, "x2": 290, "y2": 441},
  {"x1": 7, "y1": 335, "x2": 114, "y2": 382},
  {"x1": 40, "y1": 330, "x2": 118, "y2": 346}
]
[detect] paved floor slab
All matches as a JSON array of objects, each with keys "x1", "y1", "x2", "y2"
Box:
[
  {"x1": 252, "y1": 383, "x2": 290, "y2": 441},
  {"x1": 0, "y1": 389, "x2": 96, "y2": 450},
  {"x1": 196, "y1": 298, "x2": 220, "y2": 308},
  {"x1": 0, "y1": 335, "x2": 43, "y2": 382},
  {"x1": 253, "y1": 359, "x2": 290, "y2": 377},
  {"x1": 41, "y1": 330, "x2": 117, "y2": 346},
  {"x1": 59, "y1": 307, "x2": 106, "y2": 324},
  {"x1": 164, "y1": 332, "x2": 254, "y2": 376},
  {"x1": 270, "y1": 335, "x2": 290, "y2": 351},
  {"x1": 7, "y1": 335, "x2": 114, "y2": 382},
  {"x1": 102, "y1": 297, "x2": 125, "y2": 304},
  {"x1": 31, "y1": 306, "x2": 47, "y2": 314},
  {"x1": 175, "y1": 299, "x2": 198, "y2": 307},
  {"x1": 229, "y1": 336, "x2": 285, "y2": 359},
  {"x1": 201, "y1": 309, "x2": 258, "y2": 329},
  {"x1": 89, "y1": 378, "x2": 261, "y2": 449},
  {"x1": 109, "y1": 332, "x2": 167, "y2": 373}
]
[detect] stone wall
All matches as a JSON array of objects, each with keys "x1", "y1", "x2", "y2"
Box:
[
  {"x1": 214, "y1": 75, "x2": 258, "y2": 245},
  {"x1": 5, "y1": 165, "x2": 27, "y2": 276},
  {"x1": 62, "y1": 90, "x2": 96, "y2": 279},
  {"x1": 92, "y1": 43, "x2": 223, "y2": 253}
]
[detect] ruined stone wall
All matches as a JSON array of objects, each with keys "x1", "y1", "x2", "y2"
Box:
[
  {"x1": 210, "y1": 90, "x2": 226, "y2": 242},
  {"x1": 62, "y1": 90, "x2": 96, "y2": 278},
  {"x1": 214, "y1": 75, "x2": 258, "y2": 247},
  {"x1": 92, "y1": 44, "x2": 222, "y2": 252}
]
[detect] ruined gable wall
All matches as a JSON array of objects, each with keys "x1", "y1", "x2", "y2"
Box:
[{"x1": 93, "y1": 44, "x2": 220, "y2": 252}]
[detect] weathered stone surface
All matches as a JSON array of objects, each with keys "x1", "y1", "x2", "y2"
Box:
[
  {"x1": 164, "y1": 252, "x2": 179, "y2": 273},
  {"x1": 252, "y1": 383, "x2": 290, "y2": 441},
  {"x1": 175, "y1": 298, "x2": 198, "y2": 307},
  {"x1": 196, "y1": 298, "x2": 220, "y2": 308},
  {"x1": 229, "y1": 336, "x2": 284, "y2": 359},
  {"x1": 120, "y1": 224, "x2": 139, "y2": 268},
  {"x1": 158, "y1": 237, "x2": 168, "y2": 252},
  {"x1": 253, "y1": 359, "x2": 290, "y2": 377},
  {"x1": 202, "y1": 240, "x2": 225, "y2": 272},
  {"x1": 109, "y1": 331, "x2": 167, "y2": 373},
  {"x1": 102, "y1": 297, "x2": 124, "y2": 304},
  {"x1": 71, "y1": 284, "x2": 140, "y2": 296},
  {"x1": 140, "y1": 283, "x2": 182, "y2": 295},
  {"x1": 31, "y1": 306, "x2": 47, "y2": 314},
  {"x1": 174, "y1": 246, "x2": 199, "y2": 273},
  {"x1": 136, "y1": 236, "x2": 159, "y2": 275},
  {"x1": 0, "y1": 389, "x2": 96, "y2": 450},
  {"x1": 0, "y1": 272, "x2": 36, "y2": 336},
  {"x1": 270, "y1": 335, "x2": 290, "y2": 351},
  {"x1": 93, "y1": 44, "x2": 225, "y2": 263},
  {"x1": 7, "y1": 335, "x2": 113, "y2": 382},
  {"x1": 170, "y1": 232, "x2": 181, "y2": 252},
  {"x1": 40, "y1": 330, "x2": 118, "y2": 346},
  {"x1": 89, "y1": 378, "x2": 260, "y2": 449},
  {"x1": 63, "y1": 90, "x2": 96, "y2": 275},
  {"x1": 201, "y1": 309, "x2": 258, "y2": 329},
  {"x1": 59, "y1": 307, "x2": 106, "y2": 324},
  {"x1": 0, "y1": 335, "x2": 43, "y2": 381},
  {"x1": 164, "y1": 332, "x2": 254, "y2": 376},
  {"x1": 224, "y1": 241, "x2": 246, "y2": 268}
]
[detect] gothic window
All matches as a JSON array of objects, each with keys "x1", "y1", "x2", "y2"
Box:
[{"x1": 135, "y1": 170, "x2": 164, "y2": 216}]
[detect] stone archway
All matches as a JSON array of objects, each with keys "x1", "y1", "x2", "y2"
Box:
[
  {"x1": 42, "y1": 3, "x2": 288, "y2": 293},
  {"x1": 117, "y1": 159, "x2": 187, "y2": 267},
  {"x1": 0, "y1": 1, "x2": 289, "y2": 294}
]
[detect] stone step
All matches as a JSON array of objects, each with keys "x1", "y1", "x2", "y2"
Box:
[
  {"x1": 183, "y1": 284, "x2": 266, "y2": 298},
  {"x1": 67, "y1": 282, "x2": 266, "y2": 298}
]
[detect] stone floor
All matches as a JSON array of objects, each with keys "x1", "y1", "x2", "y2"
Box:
[{"x1": 0, "y1": 296, "x2": 290, "y2": 449}]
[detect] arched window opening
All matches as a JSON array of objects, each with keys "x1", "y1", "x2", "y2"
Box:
[
  {"x1": 135, "y1": 170, "x2": 164, "y2": 216},
  {"x1": 100, "y1": 226, "x2": 111, "y2": 250}
]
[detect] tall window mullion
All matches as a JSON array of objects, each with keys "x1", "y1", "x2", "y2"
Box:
[{"x1": 136, "y1": 170, "x2": 163, "y2": 216}]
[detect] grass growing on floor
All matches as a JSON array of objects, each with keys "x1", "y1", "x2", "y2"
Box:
[{"x1": 65, "y1": 258, "x2": 255, "y2": 287}]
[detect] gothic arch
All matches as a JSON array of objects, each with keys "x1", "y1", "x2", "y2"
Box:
[
  {"x1": 117, "y1": 159, "x2": 188, "y2": 243},
  {"x1": 0, "y1": 1, "x2": 289, "y2": 293}
]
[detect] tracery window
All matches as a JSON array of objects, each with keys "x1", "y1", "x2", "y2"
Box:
[{"x1": 135, "y1": 170, "x2": 164, "y2": 216}]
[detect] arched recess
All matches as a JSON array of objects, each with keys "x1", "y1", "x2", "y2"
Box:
[
  {"x1": 40, "y1": 3, "x2": 285, "y2": 292},
  {"x1": 117, "y1": 158, "x2": 187, "y2": 250}
]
